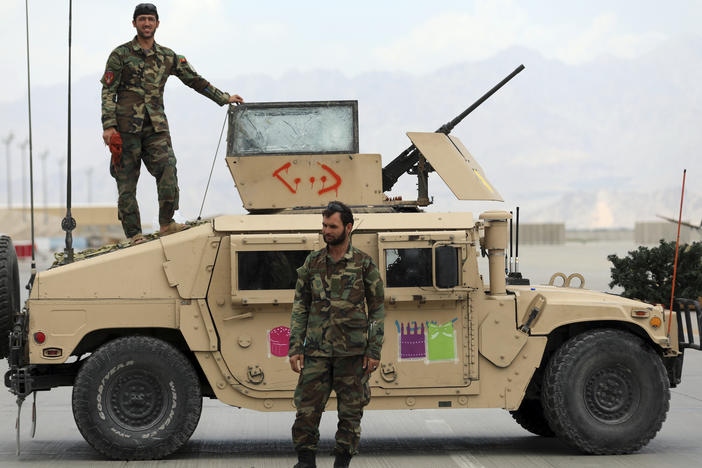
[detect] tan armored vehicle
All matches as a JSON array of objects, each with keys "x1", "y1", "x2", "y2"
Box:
[{"x1": 3, "y1": 74, "x2": 701, "y2": 460}]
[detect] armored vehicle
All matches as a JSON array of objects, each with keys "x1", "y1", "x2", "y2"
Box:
[{"x1": 2, "y1": 73, "x2": 701, "y2": 460}]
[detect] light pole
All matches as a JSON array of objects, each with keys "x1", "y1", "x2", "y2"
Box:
[
  {"x1": 39, "y1": 150, "x2": 48, "y2": 222},
  {"x1": 86, "y1": 167, "x2": 94, "y2": 204},
  {"x1": 19, "y1": 138, "x2": 28, "y2": 220},
  {"x1": 2, "y1": 132, "x2": 14, "y2": 208}
]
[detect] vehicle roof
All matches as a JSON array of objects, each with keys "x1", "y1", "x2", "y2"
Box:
[{"x1": 213, "y1": 212, "x2": 475, "y2": 233}]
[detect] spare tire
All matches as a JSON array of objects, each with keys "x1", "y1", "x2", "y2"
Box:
[{"x1": 0, "y1": 235, "x2": 21, "y2": 359}]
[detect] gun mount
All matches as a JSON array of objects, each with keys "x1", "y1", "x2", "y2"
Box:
[
  {"x1": 381, "y1": 64, "x2": 525, "y2": 200},
  {"x1": 224, "y1": 66, "x2": 524, "y2": 213}
]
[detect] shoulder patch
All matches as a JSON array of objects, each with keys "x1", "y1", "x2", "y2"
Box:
[
  {"x1": 104, "y1": 71, "x2": 114, "y2": 85},
  {"x1": 177, "y1": 55, "x2": 187, "y2": 64}
]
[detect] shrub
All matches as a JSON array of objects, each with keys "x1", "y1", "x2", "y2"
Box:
[{"x1": 608, "y1": 240, "x2": 702, "y2": 304}]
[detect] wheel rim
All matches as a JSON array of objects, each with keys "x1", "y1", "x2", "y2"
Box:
[
  {"x1": 584, "y1": 364, "x2": 640, "y2": 424},
  {"x1": 105, "y1": 368, "x2": 169, "y2": 431}
]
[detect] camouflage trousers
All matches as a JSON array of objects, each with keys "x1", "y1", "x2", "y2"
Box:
[
  {"x1": 292, "y1": 355, "x2": 371, "y2": 456},
  {"x1": 110, "y1": 124, "x2": 179, "y2": 238}
]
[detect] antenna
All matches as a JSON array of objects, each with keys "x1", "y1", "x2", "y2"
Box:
[
  {"x1": 667, "y1": 169, "x2": 687, "y2": 336},
  {"x1": 506, "y1": 206, "x2": 529, "y2": 286},
  {"x1": 61, "y1": 0, "x2": 76, "y2": 263},
  {"x1": 24, "y1": 0, "x2": 36, "y2": 289},
  {"x1": 19, "y1": 139, "x2": 28, "y2": 221},
  {"x1": 515, "y1": 206, "x2": 520, "y2": 274},
  {"x1": 509, "y1": 210, "x2": 513, "y2": 273},
  {"x1": 197, "y1": 111, "x2": 229, "y2": 220}
]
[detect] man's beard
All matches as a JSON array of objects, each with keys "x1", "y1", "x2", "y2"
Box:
[
  {"x1": 137, "y1": 28, "x2": 154, "y2": 39},
  {"x1": 325, "y1": 230, "x2": 347, "y2": 246}
]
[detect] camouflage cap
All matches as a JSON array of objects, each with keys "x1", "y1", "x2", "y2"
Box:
[{"x1": 133, "y1": 3, "x2": 158, "y2": 20}]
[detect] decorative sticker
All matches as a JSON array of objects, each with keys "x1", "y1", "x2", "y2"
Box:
[
  {"x1": 396, "y1": 320, "x2": 426, "y2": 360},
  {"x1": 268, "y1": 326, "x2": 290, "y2": 357},
  {"x1": 426, "y1": 319, "x2": 458, "y2": 362},
  {"x1": 394, "y1": 318, "x2": 458, "y2": 362}
]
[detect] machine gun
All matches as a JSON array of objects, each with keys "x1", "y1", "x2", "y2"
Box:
[{"x1": 381, "y1": 64, "x2": 525, "y2": 198}]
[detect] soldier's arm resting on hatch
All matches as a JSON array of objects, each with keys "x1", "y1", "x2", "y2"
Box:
[
  {"x1": 364, "y1": 258, "x2": 385, "y2": 361},
  {"x1": 288, "y1": 258, "x2": 312, "y2": 361},
  {"x1": 100, "y1": 49, "x2": 123, "y2": 139},
  {"x1": 172, "y1": 53, "x2": 243, "y2": 106}
]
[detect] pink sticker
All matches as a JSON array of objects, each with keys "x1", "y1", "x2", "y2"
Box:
[{"x1": 269, "y1": 326, "x2": 291, "y2": 357}]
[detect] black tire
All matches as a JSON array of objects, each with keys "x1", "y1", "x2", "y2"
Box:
[
  {"x1": 542, "y1": 329, "x2": 669, "y2": 454},
  {"x1": 510, "y1": 398, "x2": 555, "y2": 437},
  {"x1": 72, "y1": 336, "x2": 202, "y2": 460},
  {"x1": 0, "y1": 235, "x2": 20, "y2": 359}
]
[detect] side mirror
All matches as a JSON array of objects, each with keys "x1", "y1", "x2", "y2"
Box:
[{"x1": 435, "y1": 246, "x2": 459, "y2": 289}]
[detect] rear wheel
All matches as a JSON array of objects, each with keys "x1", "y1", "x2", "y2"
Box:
[
  {"x1": 542, "y1": 329, "x2": 669, "y2": 454},
  {"x1": 0, "y1": 235, "x2": 20, "y2": 359},
  {"x1": 510, "y1": 398, "x2": 555, "y2": 437},
  {"x1": 72, "y1": 336, "x2": 202, "y2": 460}
]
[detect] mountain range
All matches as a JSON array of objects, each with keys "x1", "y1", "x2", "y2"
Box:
[{"x1": 0, "y1": 37, "x2": 699, "y2": 229}]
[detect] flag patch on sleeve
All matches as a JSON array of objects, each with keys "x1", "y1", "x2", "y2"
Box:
[
  {"x1": 177, "y1": 55, "x2": 187, "y2": 63},
  {"x1": 104, "y1": 71, "x2": 114, "y2": 85}
]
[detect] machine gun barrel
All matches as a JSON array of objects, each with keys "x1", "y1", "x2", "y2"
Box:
[{"x1": 381, "y1": 64, "x2": 525, "y2": 193}]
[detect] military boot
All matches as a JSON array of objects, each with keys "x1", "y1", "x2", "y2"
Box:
[
  {"x1": 333, "y1": 452, "x2": 352, "y2": 468},
  {"x1": 293, "y1": 449, "x2": 316, "y2": 468}
]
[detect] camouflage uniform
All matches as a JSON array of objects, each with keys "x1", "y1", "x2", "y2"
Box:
[
  {"x1": 289, "y1": 245, "x2": 385, "y2": 457},
  {"x1": 101, "y1": 37, "x2": 231, "y2": 237}
]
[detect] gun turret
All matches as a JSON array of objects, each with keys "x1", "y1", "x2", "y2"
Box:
[{"x1": 381, "y1": 64, "x2": 525, "y2": 193}]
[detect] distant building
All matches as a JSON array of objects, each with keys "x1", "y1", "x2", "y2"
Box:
[
  {"x1": 518, "y1": 223, "x2": 565, "y2": 244},
  {"x1": 635, "y1": 221, "x2": 702, "y2": 245}
]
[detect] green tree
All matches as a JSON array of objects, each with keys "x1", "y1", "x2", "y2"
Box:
[{"x1": 608, "y1": 240, "x2": 702, "y2": 304}]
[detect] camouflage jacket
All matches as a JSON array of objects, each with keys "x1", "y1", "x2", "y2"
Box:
[
  {"x1": 101, "y1": 37, "x2": 230, "y2": 133},
  {"x1": 289, "y1": 245, "x2": 385, "y2": 359}
]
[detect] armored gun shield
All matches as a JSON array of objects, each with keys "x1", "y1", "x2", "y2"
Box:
[{"x1": 226, "y1": 101, "x2": 384, "y2": 211}]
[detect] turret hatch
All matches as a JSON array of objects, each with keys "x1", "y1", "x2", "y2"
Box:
[{"x1": 407, "y1": 132, "x2": 503, "y2": 201}]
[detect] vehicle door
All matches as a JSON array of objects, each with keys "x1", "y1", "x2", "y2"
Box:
[
  {"x1": 212, "y1": 233, "x2": 320, "y2": 391},
  {"x1": 377, "y1": 231, "x2": 476, "y2": 390}
]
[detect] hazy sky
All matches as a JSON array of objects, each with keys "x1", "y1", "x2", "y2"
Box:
[{"x1": 1, "y1": 0, "x2": 700, "y2": 103}]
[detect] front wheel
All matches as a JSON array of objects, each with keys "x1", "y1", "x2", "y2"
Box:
[
  {"x1": 72, "y1": 336, "x2": 202, "y2": 460},
  {"x1": 542, "y1": 329, "x2": 669, "y2": 454}
]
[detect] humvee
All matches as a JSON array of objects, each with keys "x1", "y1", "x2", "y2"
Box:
[{"x1": 2, "y1": 86, "x2": 701, "y2": 460}]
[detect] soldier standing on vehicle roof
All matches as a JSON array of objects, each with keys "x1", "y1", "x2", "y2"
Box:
[
  {"x1": 289, "y1": 201, "x2": 385, "y2": 468},
  {"x1": 100, "y1": 3, "x2": 244, "y2": 244}
]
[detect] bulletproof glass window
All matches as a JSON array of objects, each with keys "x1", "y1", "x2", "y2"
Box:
[
  {"x1": 385, "y1": 246, "x2": 460, "y2": 288},
  {"x1": 385, "y1": 248, "x2": 433, "y2": 287},
  {"x1": 435, "y1": 246, "x2": 459, "y2": 288},
  {"x1": 237, "y1": 250, "x2": 310, "y2": 290},
  {"x1": 227, "y1": 101, "x2": 359, "y2": 155}
]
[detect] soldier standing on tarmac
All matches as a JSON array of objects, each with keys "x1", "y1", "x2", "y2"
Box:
[
  {"x1": 289, "y1": 201, "x2": 385, "y2": 468},
  {"x1": 100, "y1": 3, "x2": 244, "y2": 244}
]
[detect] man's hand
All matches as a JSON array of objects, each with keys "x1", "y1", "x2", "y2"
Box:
[
  {"x1": 289, "y1": 354, "x2": 304, "y2": 374},
  {"x1": 228, "y1": 94, "x2": 244, "y2": 104},
  {"x1": 102, "y1": 127, "x2": 118, "y2": 146},
  {"x1": 363, "y1": 356, "x2": 379, "y2": 375}
]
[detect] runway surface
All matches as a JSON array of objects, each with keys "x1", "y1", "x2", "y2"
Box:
[{"x1": 1, "y1": 351, "x2": 701, "y2": 467}]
